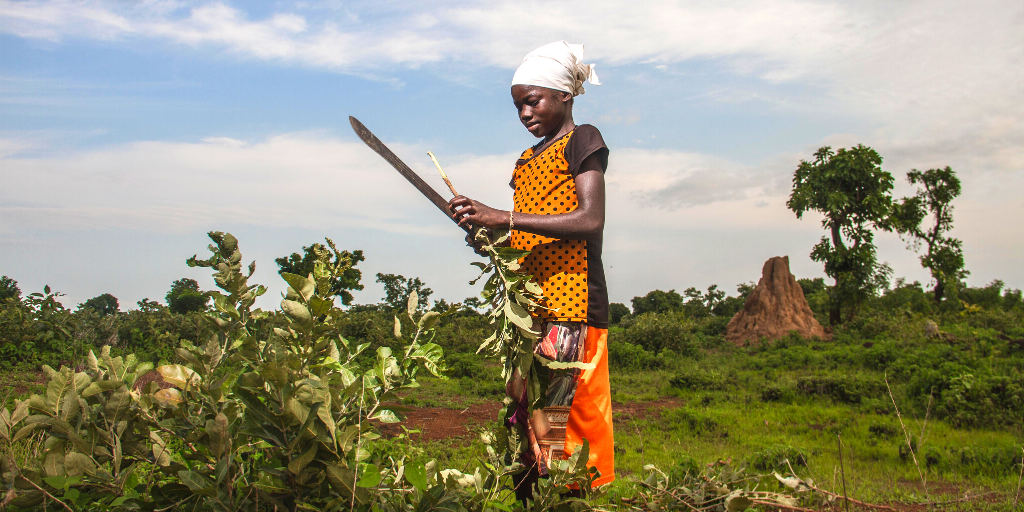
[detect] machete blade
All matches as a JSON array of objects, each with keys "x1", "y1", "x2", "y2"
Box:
[{"x1": 349, "y1": 116, "x2": 470, "y2": 233}]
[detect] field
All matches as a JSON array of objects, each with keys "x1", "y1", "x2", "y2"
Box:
[
  {"x1": 388, "y1": 305, "x2": 1024, "y2": 511},
  {"x1": 1, "y1": 244, "x2": 1022, "y2": 510}
]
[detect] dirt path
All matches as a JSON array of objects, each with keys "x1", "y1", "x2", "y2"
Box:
[{"x1": 377, "y1": 398, "x2": 689, "y2": 441}]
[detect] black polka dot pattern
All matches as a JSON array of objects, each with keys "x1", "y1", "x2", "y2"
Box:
[{"x1": 510, "y1": 131, "x2": 589, "y2": 323}]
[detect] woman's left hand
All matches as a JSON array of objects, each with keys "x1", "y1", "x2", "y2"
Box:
[{"x1": 448, "y1": 195, "x2": 509, "y2": 230}]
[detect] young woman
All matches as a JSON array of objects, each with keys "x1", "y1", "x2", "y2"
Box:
[{"x1": 447, "y1": 41, "x2": 614, "y2": 499}]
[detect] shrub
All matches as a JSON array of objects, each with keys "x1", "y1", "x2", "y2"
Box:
[
  {"x1": 796, "y1": 374, "x2": 884, "y2": 404},
  {"x1": 670, "y1": 367, "x2": 726, "y2": 391},
  {"x1": 621, "y1": 312, "x2": 699, "y2": 356},
  {"x1": 608, "y1": 341, "x2": 665, "y2": 370},
  {"x1": 662, "y1": 408, "x2": 720, "y2": 436},
  {"x1": 748, "y1": 445, "x2": 808, "y2": 472}
]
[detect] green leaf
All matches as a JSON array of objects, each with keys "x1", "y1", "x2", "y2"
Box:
[
  {"x1": 725, "y1": 493, "x2": 752, "y2": 512},
  {"x1": 407, "y1": 290, "x2": 419, "y2": 317},
  {"x1": 281, "y1": 272, "x2": 316, "y2": 302},
  {"x1": 177, "y1": 470, "x2": 215, "y2": 495},
  {"x1": 42, "y1": 476, "x2": 66, "y2": 490},
  {"x1": 151, "y1": 432, "x2": 171, "y2": 467},
  {"x1": 356, "y1": 463, "x2": 381, "y2": 488},
  {"x1": 503, "y1": 300, "x2": 533, "y2": 331},
  {"x1": 417, "y1": 311, "x2": 441, "y2": 331},
  {"x1": 282, "y1": 299, "x2": 312, "y2": 326},
  {"x1": 404, "y1": 461, "x2": 428, "y2": 491},
  {"x1": 156, "y1": 365, "x2": 200, "y2": 389},
  {"x1": 63, "y1": 452, "x2": 95, "y2": 477},
  {"x1": 287, "y1": 443, "x2": 318, "y2": 475}
]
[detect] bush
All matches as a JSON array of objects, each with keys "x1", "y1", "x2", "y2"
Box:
[
  {"x1": 796, "y1": 374, "x2": 884, "y2": 404},
  {"x1": 670, "y1": 367, "x2": 726, "y2": 391},
  {"x1": 621, "y1": 312, "x2": 699, "y2": 356},
  {"x1": 748, "y1": 445, "x2": 808, "y2": 472},
  {"x1": 662, "y1": 408, "x2": 720, "y2": 436},
  {"x1": 608, "y1": 341, "x2": 665, "y2": 370}
]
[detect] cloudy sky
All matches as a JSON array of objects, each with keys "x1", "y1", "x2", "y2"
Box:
[{"x1": 1, "y1": 0, "x2": 1021, "y2": 310}]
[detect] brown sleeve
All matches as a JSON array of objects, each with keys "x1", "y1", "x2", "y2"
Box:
[{"x1": 564, "y1": 124, "x2": 609, "y2": 177}]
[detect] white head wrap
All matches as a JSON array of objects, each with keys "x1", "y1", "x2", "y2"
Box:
[{"x1": 511, "y1": 41, "x2": 601, "y2": 97}]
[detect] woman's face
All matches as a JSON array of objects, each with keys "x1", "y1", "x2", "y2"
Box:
[{"x1": 511, "y1": 85, "x2": 572, "y2": 138}]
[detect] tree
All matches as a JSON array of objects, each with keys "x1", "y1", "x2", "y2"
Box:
[
  {"x1": 80, "y1": 293, "x2": 119, "y2": 316},
  {"x1": 608, "y1": 303, "x2": 630, "y2": 324},
  {"x1": 631, "y1": 289, "x2": 683, "y2": 315},
  {"x1": 166, "y1": 278, "x2": 209, "y2": 314},
  {"x1": 276, "y1": 243, "x2": 365, "y2": 305},
  {"x1": 376, "y1": 273, "x2": 432, "y2": 311},
  {"x1": 0, "y1": 276, "x2": 20, "y2": 301},
  {"x1": 894, "y1": 167, "x2": 968, "y2": 303},
  {"x1": 787, "y1": 145, "x2": 895, "y2": 324}
]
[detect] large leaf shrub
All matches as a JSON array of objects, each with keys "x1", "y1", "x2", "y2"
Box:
[{"x1": 0, "y1": 232, "x2": 613, "y2": 512}]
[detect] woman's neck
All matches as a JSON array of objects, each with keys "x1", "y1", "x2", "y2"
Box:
[{"x1": 542, "y1": 113, "x2": 576, "y2": 145}]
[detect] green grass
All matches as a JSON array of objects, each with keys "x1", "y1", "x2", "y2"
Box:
[{"x1": 403, "y1": 334, "x2": 1024, "y2": 509}]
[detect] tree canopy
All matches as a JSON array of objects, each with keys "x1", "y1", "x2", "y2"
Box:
[
  {"x1": 0, "y1": 276, "x2": 19, "y2": 302},
  {"x1": 787, "y1": 145, "x2": 895, "y2": 324},
  {"x1": 894, "y1": 166, "x2": 968, "y2": 303},
  {"x1": 166, "y1": 278, "x2": 208, "y2": 314},
  {"x1": 376, "y1": 273, "x2": 432, "y2": 311},
  {"x1": 631, "y1": 289, "x2": 684, "y2": 315},
  {"x1": 80, "y1": 293, "x2": 119, "y2": 316},
  {"x1": 276, "y1": 244, "x2": 365, "y2": 305}
]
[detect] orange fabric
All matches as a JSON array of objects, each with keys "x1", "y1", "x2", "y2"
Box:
[
  {"x1": 562, "y1": 327, "x2": 615, "y2": 487},
  {"x1": 511, "y1": 130, "x2": 589, "y2": 324}
]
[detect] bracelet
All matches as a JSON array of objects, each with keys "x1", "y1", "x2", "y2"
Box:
[{"x1": 509, "y1": 210, "x2": 515, "y2": 231}]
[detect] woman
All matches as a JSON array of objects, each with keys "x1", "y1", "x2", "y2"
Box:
[{"x1": 447, "y1": 41, "x2": 614, "y2": 499}]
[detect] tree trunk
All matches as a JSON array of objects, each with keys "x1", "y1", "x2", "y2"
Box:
[
  {"x1": 829, "y1": 221, "x2": 845, "y2": 325},
  {"x1": 829, "y1": 278, "x2": 842, "y2": 325},
  {"x1": 934, "y1": 280, "x2": 945, "y2": 303}
]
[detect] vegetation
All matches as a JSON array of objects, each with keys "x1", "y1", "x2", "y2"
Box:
[
  {"x1": 276, "y1": 243, "x2": 365, "y2": 305},
  {"x1": 0, "y1": 148, "x2": 1018, "y2": 510},
  {"x1": 895, "y1": 167, "x2": 968, "y2": 303},
  {"x1": 787, "y1": 145, "x2": 896, "y2": 325},
  {"x1": 165, "y1": 278, "x2": 209, "y2": 314}
]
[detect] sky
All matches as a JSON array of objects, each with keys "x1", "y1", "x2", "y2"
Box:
[{"x1": 1, "y1": 0, "x2": 1022, "y2": 311}]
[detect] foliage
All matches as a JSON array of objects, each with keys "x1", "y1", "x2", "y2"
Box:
[
  {"x1": 608, "y1": 303, "x2": 630, "y2": 325},
  {"x1": 0, "y1": 232, "x2": 452, "y2": 511},
  {"x1": 376, "y1": 273, "x2": 432, "y2": 312},
  {"x1": 630, "y1": 289, "x2": 683, "y2": 315},
  {"x1": 894, "y1": 167, "x2": 968, "y2": 303},
  {"x1": 624, "y1": 461, "x2": 808, "y2": 512},
  {"x1": 787, "y1": 145, "x2": 896, "y2": 324},
  {"x1": 165, "y1": 278, "x2": 209, "y2": 314},
  {"x1": 0, "y1": 286, "x2": 78, "y2": 370},
  {"x1": 276, "y1": 244, "x2": 365, "y2": 305},
  {"x1": 607, "y1": 342, "x2": 665, "y2": 371},
  {"x1": 78, "y1": 293, "x2": 118, "y2": 316},
  {"x1": 618, "y1": 312, "x2": 703, "y2": 356},
  {"x1": 0, "y1": 278, "x2": 20, "y2": 302}
]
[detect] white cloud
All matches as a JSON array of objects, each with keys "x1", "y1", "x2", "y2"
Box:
[
  {"x1": 3, "y1": 1, "x2": 1020, "y2": 174},
  {"x1": 2, "y1": 131, "x2": 1020, "y2": 310}
]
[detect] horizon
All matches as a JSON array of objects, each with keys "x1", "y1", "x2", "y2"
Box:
[{"x1": 2, "y1": 0, "x2": 1021, "y2": 310}]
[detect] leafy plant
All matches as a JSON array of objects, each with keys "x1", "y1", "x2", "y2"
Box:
[
  {"x1": 894, "y1": 166, "x2": 968, "y2": 303},
  {"x1": 276, "y1": 244, "x2": 365, "y2": 306},
  {"x1": 0, "y1": 232, "x2": 448, "y2": 511},
  {"x1": 165, "y1": 278, "x2": 209, "y2": 314},
  {"x1": 787, "y1": 145, "x2": 896, "y2": 324}
]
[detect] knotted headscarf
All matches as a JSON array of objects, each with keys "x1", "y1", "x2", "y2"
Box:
[{"x1": 511, "y1": 41, "x2": 601, "y2": 97}]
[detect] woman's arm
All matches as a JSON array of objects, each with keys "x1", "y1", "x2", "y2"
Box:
[{"x1": 447, "y1": 152, "x2": 606, "y2": 241}]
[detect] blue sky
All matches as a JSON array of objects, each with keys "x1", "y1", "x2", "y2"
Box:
[{"x1": 1, "y1": 0, "x2": 1022, "y2": 310}]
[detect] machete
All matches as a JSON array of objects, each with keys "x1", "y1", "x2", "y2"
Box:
[{"x1": 349, "y1": 116, "x2": 470, "y2": 234}]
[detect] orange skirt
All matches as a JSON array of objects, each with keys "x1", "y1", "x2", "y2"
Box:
[{"x1": 563, "y1": 327, "x2": 615, "y2": 487}]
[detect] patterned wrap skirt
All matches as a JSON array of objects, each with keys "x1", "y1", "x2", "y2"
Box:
[{"x1": 526, "y1": 321, "x2": 615, "y2": 487}]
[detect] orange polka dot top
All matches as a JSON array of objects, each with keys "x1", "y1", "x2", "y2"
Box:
[{"x1": 510, "y1": 125, "x2": 610, "y2": 328}]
